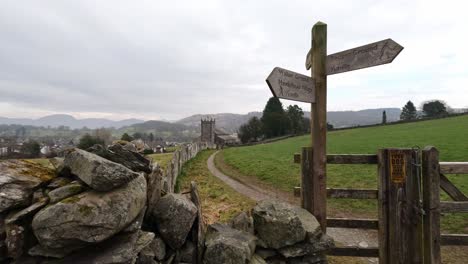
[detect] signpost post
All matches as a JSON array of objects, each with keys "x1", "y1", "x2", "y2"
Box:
[{"x1": 266, "y1": 21, "x2": 403, "y2": 232}]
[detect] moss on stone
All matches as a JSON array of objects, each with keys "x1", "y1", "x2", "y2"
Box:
[
  {"x1": 78, "y1": 205, "x2": 93, "y2": 216},
  {"x1": 61, "y1": 196, "x2": 81, "y2": 204}
]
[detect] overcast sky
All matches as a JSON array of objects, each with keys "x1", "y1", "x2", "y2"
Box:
[{"x1": 0, "y1": 0, "x2": 467, "y2": 121}]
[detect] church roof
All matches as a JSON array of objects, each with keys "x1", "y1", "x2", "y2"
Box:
[{"x1": 214, "y1": 128, "x2": 229, "y2": 135}]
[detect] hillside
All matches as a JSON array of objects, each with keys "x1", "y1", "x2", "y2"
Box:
[
  {"x1": 176, "y1": 108, "x2": 401, "y2": 133},
  {"x1": 117, "y1": 120, "x2": 198, "y2": 142},
  {"x1": 0, "y1": 114, "x2": 144, "y2": 129},
  {"x1": 220, "y1": 114, "x2": 468, "y2": 232},
  {"x1": 175, "y1": 112, "x2": 262, "y2": 133}
]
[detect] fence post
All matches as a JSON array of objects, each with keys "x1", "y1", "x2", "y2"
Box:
[
  {"x1": 300, "y1": 146, "x2": 326, "y2": 232},
  {"x1": 378, "y1": 148, "x2": 423, "y2": 263},
  {"x1": 378, "y1": 149, "x2": 389, "y2": 264},
  {"x1": 422, "y1": 146, "x2": 441, "y2": 264}
]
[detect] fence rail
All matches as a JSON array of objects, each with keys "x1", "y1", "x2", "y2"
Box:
[
  {"x1": 295, "y1": 152, "x2": 381, "y2": 259},
  {"x1": 440, "y1": 201, "x2": 468, "y2": 213},
  {"x1": 441, "y1": 234, "x2": 468, "y2": 246},
  {"x1": 328, "y1": 246, "x2": 379, "y2": 257},
  {"x1": 327, "y1": 218, "x2": 379, "y2": 229},
  {"x1": 424, "y1": 149, "x2": 468, "y2": 263}
]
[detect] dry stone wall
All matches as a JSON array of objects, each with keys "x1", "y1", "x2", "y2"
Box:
[{"x1": 0, "y1": 141, "x2": 332, "y2": 264}]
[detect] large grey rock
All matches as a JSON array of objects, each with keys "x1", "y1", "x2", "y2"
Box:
[
  {"x1": 230, "y1": 211, "x2": 254, "y2": 234},
  {"x1": 32, "y1": 174, "x2": 147, "y2": 249},
  {"x1": 150, "y1": 193, "x2": 197, "y2": 249},
  {"x1": 48, "y1": 181, "x2": 85, "y2": 203},
  {"x1": 0, "y1": 160, "x2": 47, "y2": 213},
  {"x1": 140, "y1": 236, "x2": 166, "y2": 261},
  {"x1": 203, "y1": 223, "x2": 256, "y2": 264},
  {"x1": 43, "y1": 231, "x2": 154, "y2": 264},
  {"x1": 47, "y1": 177, "x2": 72, "y2": 189},
  {"x1": 190, "y1": 181, "x2": 205, "y2": 264},
  {"x1": 28, "y1": 243, "x2": 82, "y2": 258},
  {"x1": 6, "y1": 198, "x2": 49, "y2": 224},
  {"x1": 251, "y1": 254, "x2": 268, "y2": 264},
  {"x1": 278, "y1": 235, "x2": 334, "y2": 258},
  {"x1": 62, "y1": 148, "x2": 140, "y2": 191},
  {"x1": 252, "y1": 200, "x2": 322, "y2": 249},
  {"x1": 179, "y1": 240, "x2": 195, "y2": 263},
  {"x1": 88, "y1": 144, "x2": 151, "y2": 173}
]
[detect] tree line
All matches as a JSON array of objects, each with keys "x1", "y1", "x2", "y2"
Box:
[
  {"x1": 399, "y1": 99, "x2": 456, "y2": 121},
  {"x1": 238, "y1": 97, "x2": 318, "y2": 143}
]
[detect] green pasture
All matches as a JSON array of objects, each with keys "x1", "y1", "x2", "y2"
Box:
[{"x1": 221, "y1": 115, "x2": 468, "y2": 232}]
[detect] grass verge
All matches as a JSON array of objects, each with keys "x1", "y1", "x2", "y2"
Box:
[{"x1": 176, "y1": 150, "x2": 255, "y2": 224}]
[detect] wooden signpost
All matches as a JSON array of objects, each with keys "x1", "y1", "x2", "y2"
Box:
[
  {"x1": 266, "y1": 21, "x2": 403, "y2": 231},
  {"x1": 266, "y1": 67, "x2": 315, "y2": 103}
]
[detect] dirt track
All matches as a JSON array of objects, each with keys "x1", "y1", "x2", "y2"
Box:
[{"x1": 207, "y1": 151, "x2": 379, "y2": 263}]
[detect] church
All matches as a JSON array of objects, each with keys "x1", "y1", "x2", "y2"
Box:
[{"x1": 200, "y1": 118, "x2": 239, "y2": 147}]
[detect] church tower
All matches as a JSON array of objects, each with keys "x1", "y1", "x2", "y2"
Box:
[{"x1": 200, "y1": 118, "x2": 215, "y2": 144}]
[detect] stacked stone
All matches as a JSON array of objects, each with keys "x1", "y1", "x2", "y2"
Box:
[
  {"x1": 0, "y1": 145, "x2": 203, "y2": 264},
  {"x1": 203, "y1": 200, "x2": 334, "y2": 264}
]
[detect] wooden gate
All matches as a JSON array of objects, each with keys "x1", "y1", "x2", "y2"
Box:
[
  {"x1": 295, "y1": 146, "x2": 468, "y2": 263},
  {"x1": 422, "y1": 146, "x2": 468, "y2": 263}
]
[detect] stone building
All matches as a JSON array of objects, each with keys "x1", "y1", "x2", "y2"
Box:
[
  {"x1": 200, "y1": 118, "x2": 216, "y2": 144},
  {"x1": 200, "y1": 118, "x2": 239, "y2": 146}
]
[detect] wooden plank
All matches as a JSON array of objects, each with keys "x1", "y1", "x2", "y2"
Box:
[
  {"x1": 440, "y1": 201, "x2": 468, "y2": 213},
  {"x1": 377, "y1": 149, "x2": 389, "y2": 264},
  {"x1": 327, "y1": 188, "x2": 378, "y2": 199},
  {"x1": 439, "y1": 173, "x2": 468, "y2": 201},
  {"x1": 440, "y1": 162, "x2": 468, "y2": 174},
  {"x1": 328, "y1": 246, "x2": 379, "y2": 257},
  {"x1": 327, "y1": 218, "x2": 378, "y2": 229},
  {"x1": 301, "y1": 147, "x2": 313, "y2": 211},
  {"x1": 422, "y1": 146, "x2": 441, "y2": 264},
  {"x1": 306, "y1": 39, "x2": 404, "y2": 74},
  {"x1": 385, "y1": 149, "x2": 422, "y2": 263},
  {"x1": 295, "y1": 187, "x2": 378, "y2": 199},
  {"x1": 441, "y1": 234, "x2": 468, "y2": 246},
  {"x1": 407, "y1": 150, "x2": 424, "y2": 263},
  {"x1": 266, "y1": 67, "x2": 315, "y2": 103},
  {"x1": 294, "y1": 153, "x2": 301, "y2": 164},
  {"x1": 327, "y1": 154, "x2": 378, "y2": 164},
  {"x1": 310, "y1": 21, "x2": 327, "y2": 232},
  {"x1": 326, "y1": 39, "x2": 403, "y2": 75}
]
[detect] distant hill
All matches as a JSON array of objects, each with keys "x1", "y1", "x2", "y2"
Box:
[
  {"x1": 117, "y1": 120, "x2": 198, "y2": 142},
  {"x1": 176, "y1": 108, "x2": 401, "y2": 132},
  {"x1": 176, "y1": 112, "x2": 262, "y2": 133},
  {"x1": 0, "y1": 114, "x2": 144, "y2": 129},
  {"x1": 326, "y1": 108, "x2": 401, "y2": 128},
  {"x1": 0, "y1": 107, "x2": 402, "y2": 135}
]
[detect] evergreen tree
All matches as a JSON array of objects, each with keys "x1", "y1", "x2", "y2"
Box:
[
  {"x1": 422, "y1": 100, "x2": 448, "y2": 118},
  {"x1": 78, "y1": 133, "x2": 104, "y2": 150},
  {"x1": 238, "y1": 116, "x2": 263, "y2": 143},
  {"x1": 400, "y1": 101, "x2": 417, "y2": 120},
  {"x1": 261, "y1": 97, "x2": 289, "y2": 138},
  {"x1": 286, "y1": 105, "x2": 304, "y2": 135},
  {"x1": 21, "y1": 140, "x2": 40, "y2": 158},
  {"x1": 121, "y1": 133, "x2": 133, "y2": 142},
  {"x1": 382, "y1": 110, "x2": 387, "y2": 124}
]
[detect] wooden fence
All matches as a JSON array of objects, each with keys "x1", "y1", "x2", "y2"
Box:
[
  {"x1": 294, "y1": 148, "x2": 380, "y2": 258},
  {"x1": 295, "y1": 146, "x2": 468, "y2": 263},
  {"x1": 422, "y1": 146, "x2": 468, "y2": 264}
]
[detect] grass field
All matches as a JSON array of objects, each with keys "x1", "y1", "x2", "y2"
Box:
[
  {"x1": 176, "y1": 150, "x2": 255, "y2": 223},
  {"x1": 221, "y1": 115, "x2": 468, "y2": 233},
  {"x1": 146, "y1": 153, "x2": 174, "y2": 169}
]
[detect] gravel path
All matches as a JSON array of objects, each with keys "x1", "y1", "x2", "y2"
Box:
[
  {"x1": 207, "y1": 151, "x2": 271, "y2": 201},
  {"x1": 207, "y1": 151, "x2": 379, "y2": 263}
]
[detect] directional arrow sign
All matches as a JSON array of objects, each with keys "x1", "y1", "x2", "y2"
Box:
[
  {"x1": 305, "y1": 39, "x2": 403, "y2": 75},
  {"x1": 266, "y1": 67, "x2": 315, "y2": 103}
]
